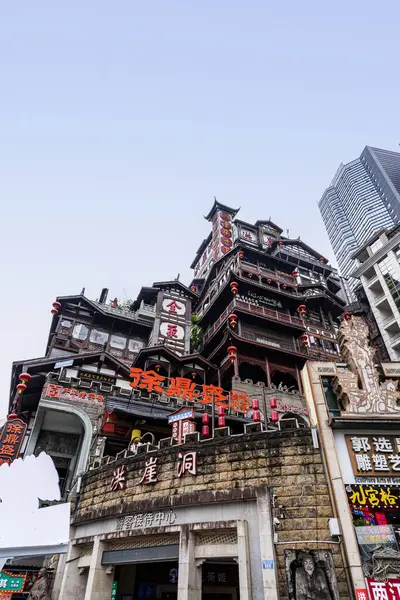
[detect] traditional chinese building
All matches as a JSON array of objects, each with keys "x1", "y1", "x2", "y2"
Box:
[
  {"x1": 303, "y1": 314, "x2": 400, "y2": 600},
  {"x1": 4, "y1": 201, "x2": 358, "y2": 599}
]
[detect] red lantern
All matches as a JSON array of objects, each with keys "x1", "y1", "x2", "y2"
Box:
[
  {"x1": 227, "y1": 345, "x2": 237, "y2": 363},
  {"x1": 344, "y1": 312, "x2": 351, "y2": 321},
  {"x1": 248, "y1": 273, "x2": 252, "y2": 278},
  {"x1": 202, "y1": 413, "x2": 210, "y2": 425},
  {"x1": 155, "y1": 364, "x2": 161, "y2": 372},
  {"x1": 278, "y1": 241, "x2": 284, "y2": 247},
  {"x1": 228, "y1": 313, "x2": 238, "y2": 328},
  {"x1": 267, "y1": 279, "x2": 272, "y2": 284},
  {"x1": 202, "y1": 425, "x2": 210, "y2": 438},
  {"x1": 191, "y1": 371, "x2": 197, "y2": 380},
  {"x1": 218, "y1": 406, "x2": 225, "y2": 428},
  {"x1": 300, "y1": 334, "x2": 309, "y2": 347},
  {"x1": 282, "y1": 284, "x2": 286, "y2": 289},
  {"x1": 7, "y1": 413, "x2": 19, "y2": 420},
  {"x1": 191, "y1": 286, "x2": 197, "y2": 293},
  {"x1": 297, "y1": 304, "x2": 306, "y2": 317},
  {"x1": 269, "y1": 397, "x2": 277, "y2": 409},
  {"x1": 319, "y1": 257, "x2": 325, "y2": 263},
  {"x1": 16, "y1": 383, "x2": 27, "y2": 394},
  {"x1": 238, "y1": 251, "x2": 244, "y2": 260},
  {"x1": 271, "y1": 410, "x2": 279, "y2": 422},
  {"x1": 19, "y1": 373, "x2": 31, "y2": 384},
  {"x1": 291, "y1": 270, "x2": 298, "y2": 278},
  {"x1": 51, "y1": 308, "x2": 58, "y2": 316},
  {"x1": 252, "y1": 399, "x2": 259, "y2": 410},
  {"x1": 230, "y1": 282, "x2": 238, "y2": 295},
  {"x1": 253, "y1": 410, "x2": 261, "y2": 422},
  {"x1": 53, "y1": 301, "x2": 61, "y2": 310}
]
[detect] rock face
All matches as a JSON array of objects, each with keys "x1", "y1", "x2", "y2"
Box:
[{"x1": 74, "y1": 428, "x2": 351, "y2": 599}]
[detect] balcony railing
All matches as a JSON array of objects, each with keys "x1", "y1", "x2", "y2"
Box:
[
  {"x1": 241, "y1": 329, "x2": 339, "y2": 360},
  {"x1": 202, "y1": 297, "x2": 334, "y2": 344}
]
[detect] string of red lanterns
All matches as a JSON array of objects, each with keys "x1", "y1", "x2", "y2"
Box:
[
  {"x1": 230, "y1": 282, "x2": 238, "y2": 295},
  {"x1": 252, "y1": 399, "x2": 260, "y2": 423},
  {"x1": 202, "y1": 413, "x2": 210, "y2": 438},
  {"x1": 228, "y1": 313, "x2": 238, "y2": 328},
  {"x1": 51, "y1": 301, "x2": 61, "y2": 316},
  {"x1": 227, "y1": 345, "x2": 237, "y2": 362},
  {"x1": 218, "y1": 406, "x2": 225, "y2": 428},
  {"x1": 297, "y1": 304, "x2": 306, "y2": 317},
  {"x1": 16, "y1": 372, "x2": 31, "y2": 395},
  {"x1": 270, "y1": 397, "x2": 279, "y2": 422},
  {"x1": 299, "y1": 333, "x2": 309, "y2": 347}
]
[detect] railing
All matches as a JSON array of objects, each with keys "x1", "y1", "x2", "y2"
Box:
[
  {"x1": 240, "y1": 330, "x2": 339, "y2": 360},
  {"x1": 93, "y1": 301, "x2": 139, "y2": 321},
  {"x1": 202, "y1": 297, "x2": 336, "y2": 345}
]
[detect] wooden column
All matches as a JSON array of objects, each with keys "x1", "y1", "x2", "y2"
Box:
[
  {"x1": 265, "y1": 357, "x2": 272, "y2": 388},
  {"x1": 295, "y1": 364, "x2": 302, "y2": 393}
]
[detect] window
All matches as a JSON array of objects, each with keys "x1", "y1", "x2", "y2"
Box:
[
  {"x1": 89, "y1": 329, "x2": 109, "y2": 345},
  {"x1": 129, "y1": 339, "x2": 145, "y2": 353},
  {"x1": 110, "y1": 334, "x2": 127, "y2": 350},
  {"x1": 370, "y1": 238, "x2": 383, "y2": 254},
  {"x1": 378, "y1": 256, "x2": 400, "y2": 310},
  {"x1": 72, "y1": 323, "x2": 89, "y2": 341}
]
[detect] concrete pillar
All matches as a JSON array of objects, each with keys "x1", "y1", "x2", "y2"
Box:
[
  {"x1": 57, "y1": 537, "x2": 87, "y2": 600},
  {"x1": 178, "y1": 525, "x2": 201, "y2": 600},
  {"x1": 256, "y1": 489, "x2": 279, "y2": 600},
  {"x1": 236, "y1": 520, "x2": 252, "y2": 600},
  {"x1": 84, "y1": 536, "x2": 114, "y2": 600}
]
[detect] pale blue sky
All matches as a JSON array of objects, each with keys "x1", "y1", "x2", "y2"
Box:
[{"x1": 1, "y1": 0, "x2": 399, "y2": 416}]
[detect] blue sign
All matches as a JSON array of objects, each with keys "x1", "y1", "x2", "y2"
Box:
[{"x1": 262, "y1": 560, "x2": 274, "y2": 569}]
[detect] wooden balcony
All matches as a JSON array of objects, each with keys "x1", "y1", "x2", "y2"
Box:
[
  {"x1": 240, "y1": 329, "x2": 339, "y2": 361},
  {"x1": 203, "y1": 298, "x2": 336, "y2": 345}
]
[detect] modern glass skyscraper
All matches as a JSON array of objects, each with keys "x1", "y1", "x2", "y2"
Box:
[{"x1": 318, "y1": 146, "x2": 400, "y2": 285}]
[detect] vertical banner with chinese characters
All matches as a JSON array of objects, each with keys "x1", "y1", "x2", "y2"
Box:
[
  {"x1": 0, "y1": 417, "x2": 27, "y2": 466},
  {"x1": 346, "y1": 435, "x2": 400, "y2": 476},
  {"x1": 159, "y1": 297, "x2": 188, "y2": 354},
  {"x1": 212, "y1": 210, "x2": 233, "y2": 262}
]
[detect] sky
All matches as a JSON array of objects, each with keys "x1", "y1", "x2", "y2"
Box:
[{"x1": 1, "y1": 0, "x2": 399, "y2": 417}]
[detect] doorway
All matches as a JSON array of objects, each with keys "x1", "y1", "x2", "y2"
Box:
[{"x1": 202, "y1": 562, "x2": 239, "y2": 600}]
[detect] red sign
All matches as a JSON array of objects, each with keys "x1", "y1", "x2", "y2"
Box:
[
  {"x1": 43, "y1": 383, "x2": 104, "y2": 403},
  {"x1": 356, "y1": 589, "x2": 369, "y2": 600},
  {"x1": 129, "y1": 369, "x2": 251, "y2": 414},
  {"x1": 367, "y1": 578, "x2": 400, "y2": 600},
  {"x1": 0, "y1": 418, "x2": 27, "y2": 466}
]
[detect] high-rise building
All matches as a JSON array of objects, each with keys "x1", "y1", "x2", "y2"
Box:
[{"x1": 318, "y1": 146, "x2": 400, "y2": 285}]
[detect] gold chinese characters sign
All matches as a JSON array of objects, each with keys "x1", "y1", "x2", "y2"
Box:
[
  {"x1": 346, "y1": 484, "x2": 400, "y2": 508},
  {"x1": 346, "y1": 435, "x2": 400, "y2": 477}
]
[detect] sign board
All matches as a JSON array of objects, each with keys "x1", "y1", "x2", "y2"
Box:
[
  {"x1": 78, "y1": 370, "x2": 116, "y2": 385},
  {"x1": 346, "y1": 435, "x2": 400, "y2": 477},
  {"x1": 262, "y1": 560, "x2": 274, "y2": 569},
  {"x1": 110, "y1": 581, "x2": 118, "y2": 600},
  {"x1": 347, "y1": 484, "x2": 400, "y2": 508},
  {"x1": 0, "y1": 570, "x2": 26, "y2": 592},
  {"x1": 0, "y1": 418, "x2": 27, "y2": 467},
  {"x1": 355, "y1": 525, "x2": 397, "y2": 545},
  {"x1": 355, "y1": 589, "x2": 368, "y2": 600},
  {"x1": 367, "y1": 578, "x2": 400, "y2": 600},
  {"x1": 54, "y1": 359, "x2": 74, "y2": 369}
]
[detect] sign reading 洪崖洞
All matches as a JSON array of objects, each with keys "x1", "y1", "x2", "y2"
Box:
[
  {"x1": 116, "y1": 509, "x2": 177, "y2": 530},
  {"x1": 138, "y1": 452, "x2": 197, "y2": 486},
  {"x1": 42, "y1": 383, "x2": 104, "y2": 403},
  {"x1": 0, "y1": 571, "x2": 26, "y2": 592},
  {"x1": 0, "y1": 418, "x2": 27, "y2": 466},
  {"x1": 168, "y1": 407, "x2": 196, "y2": 444},
  {"x1": 347, "y1": 484, "x2": 400, "y2": 508},
  {"x1": 367, "y1": 578, "x2": 400, "y2": 600},
  {"x1": 346, "y1": 435, "x2": 400, "y2": 476},
  {"x1": 129, "y1": 368, "x2": 251, "y2": 414}
]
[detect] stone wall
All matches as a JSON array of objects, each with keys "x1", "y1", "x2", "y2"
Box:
[{"x1": 75, "y1": 428, "x2": 350, "y2": 600}]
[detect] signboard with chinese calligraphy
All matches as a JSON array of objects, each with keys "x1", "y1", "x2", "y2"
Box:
[
  {"x1": 367, "y1": 578, "x2": 400, "y2": 600},
  {"x1": 78, "y1": 370, "x2": 116, "y2": 385},
  {"x1": 129, "y1": 368, "x2": 251, "y2": 414},
  {"x1": 116, "y1": 510, "x2": 177, "y2": 531},
  {"x1": 0, "y1": 571, "x2": 26, "y2": 593},
  {"x1": 355, "y1": 590, "x2": 368, "y2": 600},
  {"x1": 347, "y1": 485, "x2": 400, "y2": 508},
  {"x1": 346, "y1": 435, "x2": 400, "y2": 477},
  {"x1": 0, "y1": 417, "x2": 27, "y2": 466},
  {"x1": 42, "y1": 383, "x2": 104, "y2": 404}
]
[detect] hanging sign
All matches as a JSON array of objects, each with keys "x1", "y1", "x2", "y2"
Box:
[
  {"x1": 0, "y1": 417, "x2": 27, "y2": 466},
  {"x1": 367, "y1": 578, "x2": 400, "y2": 600},
  {"x1": 346, "y1": 435, "x2": 400, "y2": 477}
]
